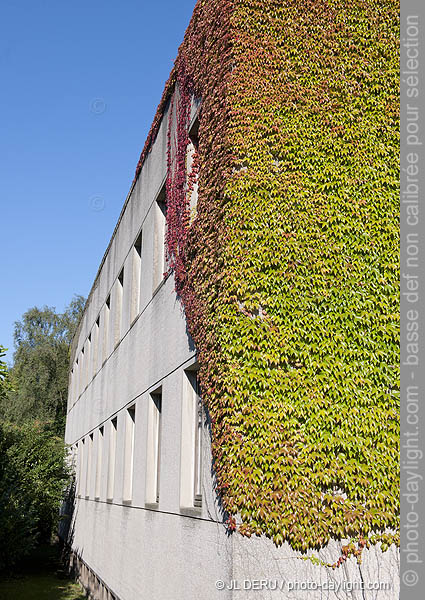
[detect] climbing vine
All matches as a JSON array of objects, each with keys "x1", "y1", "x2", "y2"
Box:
[{"x1": 134, "y1": 0, "x2": 400, "y2": 556}]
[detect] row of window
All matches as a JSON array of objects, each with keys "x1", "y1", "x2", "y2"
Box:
[
  {"x1": 69, "y1": 185, "x2": 168, "y2": 406},
  {"x1": 69, "y1": 115, "x2": 200, "y2": 408},
  {"x1": 72, "y1": 368, "x2": 202, "y2": 509}
]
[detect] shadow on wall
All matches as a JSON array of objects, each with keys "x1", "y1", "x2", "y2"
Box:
[
  {"x1": 58, "y1": 479, "x2": 123, "y2": 600},
  {"x1": 203, "y1": 403, "x2": 232, "y2": 536},
  {"x1": 185, "y1": 321, "x2": 196, "y2": 353},
  {"x1": 58, "y1": 477, "x2": 77, "y2": 571}
]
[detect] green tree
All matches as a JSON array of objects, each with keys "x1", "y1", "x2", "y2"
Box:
[
  {"x1": 0, "y1": 421, "x2": 70, "y2": 571},
  {"x1": 1, "y1": 296, "x2": 85, "y2": 433},
  {"x1": 0, "y1": 347, "x2": 10, "y2": 404}
]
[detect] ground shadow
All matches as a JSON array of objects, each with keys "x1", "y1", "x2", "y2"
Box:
[{"x1": 0, "y1": 542, "x2": 86, "y2": 600}]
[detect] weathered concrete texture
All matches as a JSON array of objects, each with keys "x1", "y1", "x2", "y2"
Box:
[
  {"x1": 231, "y1": 536, "x2": 399, "y2": 600},
  {"x1": 71, "y1": 500, "x2": 232, "y2": 600}
]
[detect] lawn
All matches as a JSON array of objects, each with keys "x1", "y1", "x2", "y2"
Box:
[
  {"x1": 0, "y1": 575, "x2": 86, "y2": 600},
  {"x1": 0, "y1": 544, "x2": 86, "y2": 600}
]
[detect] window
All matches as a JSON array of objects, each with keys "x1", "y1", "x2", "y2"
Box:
[
  {"x1": 85, "y1": 335, "x2": 91, "y2": 388},
  {"x1": 78, "y1": 438, "x2": 85, "y2": 497},
  {"x1": 103, "y1": 296, "x2": 110, "y2": 363},
  {"x1": 153, "y1": 182, "x2": 167, "y2": 291},
  {"x1": 107, "y1": 417, "x2": 117, "y2": 501},
  {"x1": 74, "y1": 358, "x2": 79, "y2": 399},
  {"x1": 75, "y1": 361, "x2": 80, "y2": 401},
  {"x1": 114, "y1": 269, "x2": 124, "y2": 346},
  {"x1": 187, "y1": 116, "x2": 200, "y2": 222},
  {"x1": 79, "y1": 349, "x2": 85, "y2": 394},
  {"x1": 95, "y1": 426, "x2": 104, "y2": 499},
  {"x1": 69, "y1": 368, "x2": 74, "y2": 406},
  {"x1": 189, "y1": 115, "x2": 199, "y2": 149},
  {"x1": 192, "y1": 375, "x2": 202, "y2": 507},
  {"x1": 85, "y1": 433, "x2": 94, "y2": 498},
  {"x1": 92, "y1": 316, "x2": 100, "y2": 376},
  {"x1": 146, "y1": 389, "x2": 162, "y2": 505},
  {"x1": 131, "y1": 232, "x2": 143, "y2": 322},
  {"x1": 180, "y1": 369, "x2": 202, "y2": 508},
  {"x1": 123, "y1": 406, "x2": 136, "y2": 502}
]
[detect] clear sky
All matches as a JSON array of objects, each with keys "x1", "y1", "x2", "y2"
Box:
[{"x1": 0, "y1": 0, "x2": 198, "y2": 363}]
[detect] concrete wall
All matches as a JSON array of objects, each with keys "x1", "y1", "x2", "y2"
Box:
[
  {"x1": 64, "y1": 86, "x2": 399, "y2": 600},
  {"x1": 65, "y1": 91, "x2": 233, "y2": 599}
]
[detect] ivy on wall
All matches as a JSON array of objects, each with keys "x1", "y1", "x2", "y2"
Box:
[{"x1": 134, "y1": 0, "x2": 399, "y2": 556}]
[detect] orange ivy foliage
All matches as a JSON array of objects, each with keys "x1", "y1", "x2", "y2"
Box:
[{"x1": 134, "y1": 0, "x2": 400, "y2": 554}]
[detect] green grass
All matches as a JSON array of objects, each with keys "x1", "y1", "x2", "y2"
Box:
[
  {"x1": 0, "y1": 544, "x2": 86, "y2": 600},
  {"x1": 0, "y1": 576, "x2": 86, "y2": 600}
]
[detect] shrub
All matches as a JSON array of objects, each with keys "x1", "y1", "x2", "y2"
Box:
[{"x1": 0, "y1": 421, "x2": 70, "y2": 571}]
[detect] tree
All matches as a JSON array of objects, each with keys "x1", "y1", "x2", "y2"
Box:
[
  {"x1": 0, "y1": 297, "x2": 84, "y2": 572},
  {"x1": 0, "y1": 421, "x2": 70, "y2": 571},
  {"x1": 0, "y1": 347, "x2": 10, "y2": 404},
  {"x1": 1, "y1": 296, "x2": 85, "y2": 433}
]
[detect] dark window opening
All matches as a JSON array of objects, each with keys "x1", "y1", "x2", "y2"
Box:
[
  {"x1": 189, "y1": 116, "x2": 200, "y2": 150},
  {"x1": 134, "y1": 232, "x2": 142, "y2": 257},
  {"x1": 156, "y1": 182, "x2": 167, "y2": 218},
  {"x1": 151, "y1": 390, "x2": 162, "y2": 504}
]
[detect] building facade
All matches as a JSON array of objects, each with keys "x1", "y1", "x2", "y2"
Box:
[
  {"x1": 65, "y1": 96, "x2": 237, "y2": 600},
  {"x1": 65, "y1": 1, "x2": 400, "y2": 598}
]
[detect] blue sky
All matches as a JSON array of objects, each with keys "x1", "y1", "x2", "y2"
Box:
[{"x1": 0, "y1": 0, "x2": 197, "y2": 363}]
